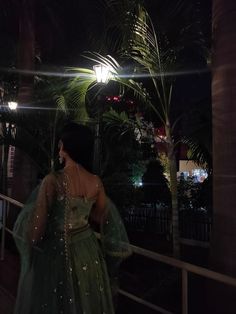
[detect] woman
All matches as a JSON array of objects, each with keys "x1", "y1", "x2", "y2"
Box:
[{"x1": 13, "y1": 123, "x2": 131, "y2": 314}]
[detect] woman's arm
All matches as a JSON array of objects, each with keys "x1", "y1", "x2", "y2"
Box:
[{"x1": 90, "y1": 176, "x2": 107, "y2": 225}]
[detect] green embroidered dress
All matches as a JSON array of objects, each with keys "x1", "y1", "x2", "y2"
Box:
[{"x1": 13, "y1": 171, "x2": 131, "y2": 314}]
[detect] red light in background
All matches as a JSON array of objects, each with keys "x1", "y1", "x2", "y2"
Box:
[
  {"x1": 155, "y1": 127, "x2": 166, "y2": 137},
  {"x1": 105, "y1": 96, "x2": 137, "y2": 105},
  {"x1": 113, "y1": 96, "x2": 120, "y2": 101},
  {"x1": 105, "y1": 96, "x2": 121, "y2": 102}
]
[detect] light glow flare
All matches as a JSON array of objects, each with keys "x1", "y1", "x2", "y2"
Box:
[
  {"x1": 8, "y1": 101, "x2": 18, "y2": 110},
  {"x1": 93, "y1": 64, "x2": 110, "y2": 84}
]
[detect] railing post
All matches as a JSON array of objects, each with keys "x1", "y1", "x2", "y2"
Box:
[
  {"x1": 0, "y1": 199, "x2": 7, "y2": 260},
  {"x1": 182, "y1": 269, "x2": 188, "y2": 314}
]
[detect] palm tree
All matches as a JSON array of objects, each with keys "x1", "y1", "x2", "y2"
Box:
[
  {"x1": 118, "y1": 2, "x2": 183, "y2": 254},
  {"x1": 105, "y1": 0, "x2": 209, "y2": 257},
  {"x1": 67, "y1": 0, "x2": 208, "y2": 256}
]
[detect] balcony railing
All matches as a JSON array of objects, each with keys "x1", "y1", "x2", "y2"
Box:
[
  {"x1": 1, "y1": 193, "x2": 236, "y2": 314},
  {"x1": 123, "y1": 205, "x2": 212, "y2": 244}
]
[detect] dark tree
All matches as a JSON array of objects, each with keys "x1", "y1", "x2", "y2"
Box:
[{"x1": 142, "y1": 160, "x2": 171, "y2": 206}]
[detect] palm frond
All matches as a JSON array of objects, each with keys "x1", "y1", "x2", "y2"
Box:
[
  {"x1": 81, "y1": 52, "x2": 119, "y2": 77},
  {"x1": 66, "y1": 51, "x2": 166, "y2": 124},
  {"x1": 103, "y1": 108, "x2": 135, "y2": 142},
  {"x1": 103, "y1": 0, "x2": 209, "y2": 116},
  {"x1": 182, "y1": 136, "x2": 212, "y2": 170},
  {"x1": 54, "y1": 95, "x2": 67, "y2": 113}
]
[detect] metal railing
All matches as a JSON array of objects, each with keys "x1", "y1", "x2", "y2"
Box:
[
  {"x1": 1, "y1": 193, "x2": 236, "y2": 314},
  {"x1": 124, "y1": 206, "x2": 212, "y2": 243}
]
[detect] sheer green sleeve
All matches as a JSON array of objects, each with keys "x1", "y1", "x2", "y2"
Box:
[
  {"x1": 13, "y1": 174, "x2": 57, "y2": 314},
  {"x1": 12, "y1": 185, "x2": 40, "y2": 314},
  {"x1": 13, "y1": 173, "x2": 56, "y2": 265},
  {"x1": 13, "y1": 185, "x2": 40, "y2": 273},
  {"x1": 100, "y1": 197, "x2": 132, "y2": 270}
]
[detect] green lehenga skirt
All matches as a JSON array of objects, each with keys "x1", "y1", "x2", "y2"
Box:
[{"x1": 15, "y1": 227, "x2": 115, "y2": 314}]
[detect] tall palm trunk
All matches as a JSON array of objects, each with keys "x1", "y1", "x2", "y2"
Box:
[
  {"x1": 11, "y1": 0, "x2": 37, "y2": 202},
  {"x1": 209, "y1": 0, "x2": 236, "y2": 312},
  {"x1": 8, "y1": 0, "x2": 37, "y2": 239},
  {"x1": 165, "y1": 121, "x2": 180, "y2": 257},
  {"x1": 17, "y1": 0, "x2": 35, "y2": 104}
]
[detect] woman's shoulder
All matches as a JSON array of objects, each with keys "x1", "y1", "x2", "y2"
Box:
[
  {"x1": 41, "y1": 171, "x2": 61, "y2": 185},
  {"x1": 81, "y1": 167, "x2": 103, "y2": 186}
]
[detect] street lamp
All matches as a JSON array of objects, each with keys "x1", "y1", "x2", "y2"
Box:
[
  {"x1": 93, "y1": 64, "x2": 110, "y2": 84},
  {"x1": 8, "y1": 101, "x2": 18, "y2": 110},
  {"x1": 93, "y1": 64, "x2": 110, "y2": 175},
  {"x1": 7, "y1": 101, "x2": 18, "y2": 139}
]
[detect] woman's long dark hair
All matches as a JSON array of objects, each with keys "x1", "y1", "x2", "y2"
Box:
[{"x1": 60, "y1": 123, "x2": 94, "y2": 172}]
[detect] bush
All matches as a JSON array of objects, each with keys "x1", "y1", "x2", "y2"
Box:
[
  {"x1": 142, "y1": 160, "x2": 171, "y2": 206},
  {"x1": 178, "y1": 175, "x2": 212, "y2": 212},
  {"x1": 103, "y1": 172, "x2": 135, "y2": 209}
]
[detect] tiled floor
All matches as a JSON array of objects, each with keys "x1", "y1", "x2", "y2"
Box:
[
  {"x1": 0, "y1": 248, "x2": 19, "y2": 314},
  {"x1": 0, "y1": 287, "x2": 15, "y2": 314}
]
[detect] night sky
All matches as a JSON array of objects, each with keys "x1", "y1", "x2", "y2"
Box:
[
  {"x1": 0, "y1": 0, "x2": 212, "y2": 67},
  {"x1": 0, "y1": 0, "x2": 212, "y2": 124}
]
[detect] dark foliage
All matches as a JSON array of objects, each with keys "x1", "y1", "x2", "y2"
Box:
[
  {"x1": 178, "y1": 175, "x2": 212, "y2": 212},
  {"x1": 142, "y1": 160, "x2": 171, "y2": 205}
]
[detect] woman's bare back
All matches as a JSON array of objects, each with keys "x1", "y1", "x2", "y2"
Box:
[{"x1": 63, "y1": 164, "x2": 106, "y2": 224}]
